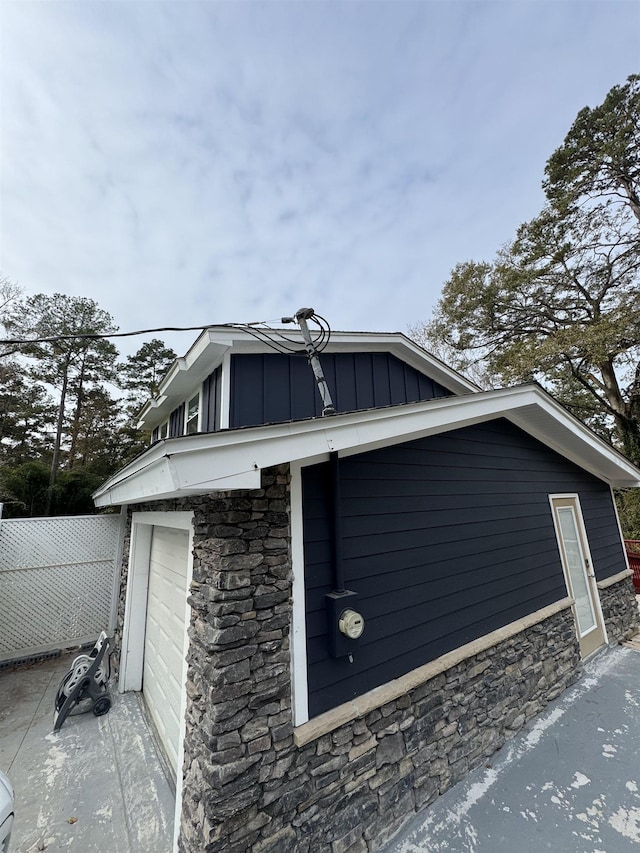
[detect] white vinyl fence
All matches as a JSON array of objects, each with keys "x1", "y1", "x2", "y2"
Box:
[{"x1": 0, "y1": 513, "x2": 124, "y2": 663}]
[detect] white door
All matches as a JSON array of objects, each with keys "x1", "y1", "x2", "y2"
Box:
[
  {"x1": 143, "y1": 525, "x2": 190, "y2": 776},
  {"x1": 550, "y1": 496, "x2": 605, "y2": 658}
]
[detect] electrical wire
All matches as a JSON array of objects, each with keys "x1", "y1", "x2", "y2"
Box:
[
  {"x1": 0, "y1": 321, "x2": 262, "y2": 346},
  {"x1": 0, "y1": 312, "x2": 332, "y2": 355}
]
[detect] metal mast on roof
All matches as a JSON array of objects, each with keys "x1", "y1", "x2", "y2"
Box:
[{"x1": 282, "y1": 308, "x2": 336, "y2": 416}]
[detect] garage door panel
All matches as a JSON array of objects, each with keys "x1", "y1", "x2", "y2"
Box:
[{"x1": 143, "y1": 525, "x2": 190, "y2": 776}]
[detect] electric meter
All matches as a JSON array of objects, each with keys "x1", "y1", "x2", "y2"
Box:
[
  {"x1": 339, "y1": 609, "x2": 365, "y2": 639},
  {"x1": 325, "y1": 589, "x2": 364, "y2": 658}
]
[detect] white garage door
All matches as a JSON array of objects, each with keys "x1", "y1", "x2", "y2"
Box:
[{"x1": 143, "y1": 525, "x2": 190, "y2": 776}]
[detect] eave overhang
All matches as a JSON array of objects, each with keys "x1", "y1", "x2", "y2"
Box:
[
  {"x1": 135, "y1": 328, "x2": 479, "y2": 431},
  {"x1": 93, "y1": 384, "x2": 640, "y2": 507}
]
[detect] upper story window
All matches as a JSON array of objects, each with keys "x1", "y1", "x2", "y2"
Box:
[
  {"x1": 159, "y1": 421, "x2": 168, "y2": 439},
  {"x1": 186, "y1": 393, "x2": 200, "y2": 434}
]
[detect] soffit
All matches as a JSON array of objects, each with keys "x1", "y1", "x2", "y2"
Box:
[
  {"x1": 136, "y1": 328, "x2": 478, "y2": 430},
  {"x1": 94, "y1": 385, "x2": 640, "y2": 507}
]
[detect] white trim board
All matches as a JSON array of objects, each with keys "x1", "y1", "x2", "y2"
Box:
[
  {"x1": 289, "y1": 462, "x2": 309, "y2": 726},
  {"x1": 548, "y1": 493, "x2": 609, "y2": 650},
  {"x1": 95, "y1": 384, "x2": 640, "y2": 507},
  {"x1": 293, "y1": 597, "x2": 575, "y2": 745},
  {"x1": 137, "y1": 328, "x2": 479, "y2": 430},
  {"x1": 118, "y1": 510, "x2": 194, "y2": 853}
]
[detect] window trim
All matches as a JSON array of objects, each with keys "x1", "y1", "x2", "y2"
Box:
[{"x1": 185, "y1": 391, "x2": 201, "y2": 435}]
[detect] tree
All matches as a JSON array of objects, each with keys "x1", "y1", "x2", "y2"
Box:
[
  {"x1": 6, "y1": 293, "x2": 119, "y2": 512},
  {"x1": 0, "y1": 290, "x2": 182, "y2": 515},
  {"x1": 116, "y1": 339, "x2": 177, "y2": 461},
  {"x1": 0, "y1": 360, "x2": 55, "y2": 464},
  {"x1": 69, "y1": 385, "x2": 129, "y2": 477},
  {"x1": 118, "y1": 339, "x2": 176, "y2": 418},
  {"x1": 0, "y1": 461, "x2": 50, "y2": 517},
  {"x1": 415, "y1": 75, "x2": 640, "y2": 464},
  {"x1": 0, "y1": 275, "x2": 23, "y2": 355},
  {"x1": 544, "y1": 74, "x2": 640, "y2": 223}
]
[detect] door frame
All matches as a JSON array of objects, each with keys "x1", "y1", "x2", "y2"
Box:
[
  {"x1": 119, "y1": 510, "x2": 194, "y2": 853},
  {"x1": 549, "y1": 494, "x2": 607, "y2": 657}
]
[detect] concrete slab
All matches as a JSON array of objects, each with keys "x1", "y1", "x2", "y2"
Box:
[
  {"x1": 0, "y1": 653, "x2": 175, "y2": 852},
  {"x1": 382, "y1": 644, "x2": 640, "y2": 853}
]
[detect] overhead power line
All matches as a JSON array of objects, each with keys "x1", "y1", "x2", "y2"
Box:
[{"x1": 0, "y1": 312, "x2": 332, "y2": 356}]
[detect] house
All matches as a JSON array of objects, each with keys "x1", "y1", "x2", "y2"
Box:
[{"x1": 94, "y1": 323, "x2": 640, "y2": 853}]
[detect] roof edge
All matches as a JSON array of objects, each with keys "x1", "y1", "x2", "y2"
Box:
[{"x1": 93, "y1": 385, "x2": 640, "y2": 507}]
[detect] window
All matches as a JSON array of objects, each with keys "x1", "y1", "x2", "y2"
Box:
[
  {"x1": 186, "y1": 393, "x2": 200, "y2": 434},
  {"x1": 159, "y1": 421, "x2": 168, "y2": 439}
]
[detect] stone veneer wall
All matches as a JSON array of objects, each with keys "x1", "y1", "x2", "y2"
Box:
[
  {"x1": 598, "y1": 575, "x2": 639, "y2": 644},
  {"x1": 167, "y1": 464, "x2": 582, "y2": 853}
]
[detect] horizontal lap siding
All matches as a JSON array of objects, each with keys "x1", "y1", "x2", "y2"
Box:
[
  {"x1": 578, "y1": 490, "x2": 627, "y2": 577},
  {"x1": 229, "y1": 352, "x2": 451, "y2": 428},
  {"x1": 303, "y1": 418, "x2": 625, "y2": 717}
]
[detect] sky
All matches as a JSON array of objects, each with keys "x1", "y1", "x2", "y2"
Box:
[{"x1": 1, "y1": 0, "x2": 639, "y2": 359}]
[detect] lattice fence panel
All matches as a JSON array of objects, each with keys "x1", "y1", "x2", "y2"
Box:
[
  {"x1": 0, "y1": 515, "x2": 120, "y2": 570},
  {"x1": 0, "y1": 515, "x2": 122, "y2": 661}
]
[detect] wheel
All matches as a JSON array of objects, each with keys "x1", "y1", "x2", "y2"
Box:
[
  {"x1": 92, "y1": 695, "x2": 111, "y2": 717},
  {"x1": 60, "y1": 656, "x2": 92, "y2": 697},
  {"x1": 54, "y1": 670, "x2": 74, "y2": 711}
]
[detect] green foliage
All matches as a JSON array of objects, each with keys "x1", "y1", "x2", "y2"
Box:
[
  {"x1": 416, "y1": 74, "x2": 640, "y2": 464},
  {"x1": 0, "y1": 359, "x2": 55, "y2": 463},
  {"x1": 5, "y1": 293, "x2": 120, "y2": 509},
  {"x1": 615, "y1": 489, "x2": 640, "y2": 540},
  {"x1": 118, "y1": 338, "x2": 176, "y2": 419},
  {"x1": 544, "y1": 74, "x2": 640, "y2": 223},
  {"x1": 0, "y1": 291, "x2": 177, "y2": 515},
  {"x1": 53, "y1": 468, "x2": 106, "y2": 516},
  {"x1": 0, "y1": 462, "x2": 105, "y2": 517},
  {"x1": 7, "y1": 292, "x2": 119, "y2": 387},
  {"x1": 0, "y1": 462, "x2": 50, "y2": 517},
  {"x1": 115, "y1": 338, "x2": 177, "y2": 464}
]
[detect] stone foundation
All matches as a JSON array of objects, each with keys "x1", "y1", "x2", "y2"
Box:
[
  {"x1": 172, "y1": 466, "x2": 582, "y2": 853},
  {"x1": 598, "y1": 572, "x2": 640, "y2": 644}
]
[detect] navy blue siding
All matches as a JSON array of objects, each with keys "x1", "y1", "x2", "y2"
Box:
[
  {"x1": 202, "y1": 366, "x2": 222, "y2": 432},
  {"x1": 169, "y1": 403, "x2": 185, "y2": 438},
  {"x1": 302, "y1": 418, "x2": 626, "y2": 717},
  {"x1": 229, "y1": 352, "x2": 451, "y2": 428}
]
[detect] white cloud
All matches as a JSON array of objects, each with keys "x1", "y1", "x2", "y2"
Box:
[{"x1": 1, "y1": 0, "x2": 638, "y2": 357}]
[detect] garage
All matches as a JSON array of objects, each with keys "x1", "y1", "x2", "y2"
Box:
[{"x1": 143, "y1": 524, "x2": 191, "y2": 776}]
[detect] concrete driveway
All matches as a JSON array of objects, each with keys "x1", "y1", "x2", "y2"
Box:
[
  {"x1": 0, "y1": 652, "x2": 175, "y2": 852},
  {"x1": 2, "y1": 638, "x2": 640, "y2": 853},
  {"x1": 382, "y1": 640, "x2": 640, "y2": 853}
]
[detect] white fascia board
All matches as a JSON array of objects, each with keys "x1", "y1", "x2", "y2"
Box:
[
  {"x1": 137, "y1": 357, "x2": 188, "y2": 429},
  {"x1": 95, "y1": 456, "x2": 181, "y2": 507},
  {"x1": 320, "y1": 332, "x2": 478, "y2": 395},
  {"x1": 136, "y1": 395, "x2": 170, "y2": 429},
  {"x1": 505, "y1": 403, "x2": 640, "y2": 488},
  {"x1": 94, "y1": 384, "x2": 640, "y2": 507},
  {"x1": 139, "y1": 335, "x2": 231, "y2": 430},
  {"x1": 137, "y1": 328, "x2": 477, "y2": 430}
]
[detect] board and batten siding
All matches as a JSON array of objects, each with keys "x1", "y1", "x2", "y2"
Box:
[
  {"x1": 202, "y1": 366, "x2": 222, "y2": 432},
  {"x1": 229, "y1": 352, "x2": 451, "y2": 428},
  {"x1": 169, "y1": 402, "x2": 185, "y2": 438},
  {"x1": 302, "y1": 417, "x2": 626, "y2": 718}
]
